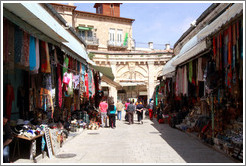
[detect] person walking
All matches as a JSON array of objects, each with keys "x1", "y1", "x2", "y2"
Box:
[
  {"x1": 124, "y1": 99, "x2": 130, "y2": 121},
  {"x1": 136, "y1": 102, "x2": 144, "y2": 124},
  {"x1": 127, "y1": 100, "x2": 135, "y2": 125},
  {"x1": 116, "y1": 100, "x2": 124, "y2": 121},
  {"x1": 147, "y1": 100, "x2": 155, "y2": 120},
  {"x1": 99, "y1": 98, "x2": 108, "y2": 128},
  {"x1": 108, "y1": 99, "x2": 116, "y2": 128},
  {"x1": 3, "y1": 116, "x2": 13, "y2": 163}
]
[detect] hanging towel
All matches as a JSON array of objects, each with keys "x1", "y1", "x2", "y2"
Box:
[{"x1": 29, "y1": 36, "x2": 36, "y2": 71}]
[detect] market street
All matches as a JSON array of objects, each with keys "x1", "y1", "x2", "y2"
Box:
[{"x1": 15, "y1": 112, "x2": 236, "y2": 164}]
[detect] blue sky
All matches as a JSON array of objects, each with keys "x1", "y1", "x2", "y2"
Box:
[{"x1": 65, "y1": 2, "x2": 212, "y2": 49}]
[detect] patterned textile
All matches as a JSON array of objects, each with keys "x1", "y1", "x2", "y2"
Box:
[
  {"x1": 29, "y1": 36, "x2": 36, "y2": 71},
  {"x1": 14, "y1": 25, "x2": 23, "y2": 63}
]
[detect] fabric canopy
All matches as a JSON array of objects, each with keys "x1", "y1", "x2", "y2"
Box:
[
  {"x1": 92, "y1": 65, "x2": 114, "y2": 80},
  {"x1": 172, "y1": 40, "x2": 207, "y2": 66},
  {"x1": 198, "y1": 3, "x2": 243, "y2": 41}
]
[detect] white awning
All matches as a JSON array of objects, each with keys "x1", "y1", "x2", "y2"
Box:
[
  {"x1": 3, "y1": 3, "x2": 89, "y2": 62},
  {"x1": 198, "y1": 3, "x2": 243, "y2": 41},
  {"x1": 162, "y1": 55, "x2": 178, "y2": 77},
  {"x1": 172, "y1": 39, "x2": 207, "y2": 66}
]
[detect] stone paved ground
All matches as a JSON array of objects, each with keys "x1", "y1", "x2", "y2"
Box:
[{"x1": 15, "y1": 111, "x2": 237, "y2": 164}]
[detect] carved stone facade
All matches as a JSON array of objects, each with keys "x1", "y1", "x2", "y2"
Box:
[{"x1": 51, "y1": 3, "x2": 174, "y2": 104}]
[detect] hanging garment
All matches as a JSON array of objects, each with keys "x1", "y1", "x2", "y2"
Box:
[
  {"x1": 7, "y1": 21, "x2": 15, "y2": 72},
  {"x1": 85, "y1": 73, "x2": 89, "y2": 99},
  {"x1": 219, "y1": 33, "x2": 223, "y2": 71},
  {"x1": 6, "y1": 84, "x2": 15, "y2": 120},
  {"x1": 213, "y1": 37, "x2": 216, "y2": 60},
  {"x1": 31, "y1": 38, "x2": 40, "y2": 74},
  {"x1": 227, "y1": 26, "x2": 232, "y2": 91},
  {"x1": 29, "y1": 36, "x2": 36, "y2": 71},
  {"x1": 23, "y1": 31, "x2": 30, "y2": 67},
  {"x1": 189, "y1": 61, "x2": 193, "y2": 83},
  {"x1": 216, "y1": 35, "x2": 220, "y2": 70},
  {"x1": 14, "y1": 25, "x2": 23, "y2": 63},
  {"x1": 73, "y1": 75, "x2": 80, "y2": 90},
  {"x1": 40, "y1": 88, "x2": 54, "y2": 118},
  {"x1": 42, "y1": 74, "x2": 52, "y2": 91},
  {"x1": 3, "y1": 18, "x2": 9, "y2": 63},
  {"x1": 57, "y1": 65, "x2": 62, "y2": 108},
  {"x1": 239, "y1": 19, "x2": 243, "y2": 80},
  {"x1": 197, "y1": 58, "x2": 203, "y2": 81},
  {"x1": 63, "y1": 56, "x2": 69, "y2": 75},
  {"x1": 183, "y1": 65, "x2": 188, "y2": 95},
  {"x1": 40, "y1": 41, "x2": 51, "y2": 73},
  {"x1": 67, "y1": 73, "x2": 74, "y2": 96}
]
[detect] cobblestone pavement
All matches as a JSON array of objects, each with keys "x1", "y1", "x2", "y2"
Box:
[{"x1": 15, "y1": 111, "x2": 237, "y2": 164}]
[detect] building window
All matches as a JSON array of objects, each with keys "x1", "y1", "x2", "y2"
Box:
[
  {"x1": 109, "y1": 28, "x2": 115, "y2": 43},
  {"x1": 117, "y1": 29, "x2": 123, "y2": 45}
]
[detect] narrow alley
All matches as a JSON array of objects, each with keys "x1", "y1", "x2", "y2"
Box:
[{"x1": 16, "y1": 112, "x2": 236, "y2": 164}]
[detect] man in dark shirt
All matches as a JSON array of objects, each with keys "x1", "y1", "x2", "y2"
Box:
[
  {"x1": 3, "y1": 116, "x2": 13, "y2": 163},
  {"x1": 127, "y1": 101, "x2": 135, "y2": 125}
]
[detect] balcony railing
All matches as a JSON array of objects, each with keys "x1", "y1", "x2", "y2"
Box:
[
  {"x1": 107, "y1": 40, "x2": 128, "y2": 48},
  {"x1": 82, "y1": 36, "x2": 99, "y2": 45}
]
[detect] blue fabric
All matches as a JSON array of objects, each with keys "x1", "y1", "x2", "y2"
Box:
[
  {"x1": 3, "y1": 145, "x2": 10, "y2": 163},
  {"x1": 117, "y1": 111, "x2": 122, "y2": 120},
  {"x1": 110, "y1": 106, "x2": 116, "y2": 114},
  {"x1": 29, "y1": 36, "x2": 36, "y2": 71}
]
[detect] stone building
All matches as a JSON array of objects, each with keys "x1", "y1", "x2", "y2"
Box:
[{"x1": 51, "y1": 3, "x2": 173, "y2": 104}]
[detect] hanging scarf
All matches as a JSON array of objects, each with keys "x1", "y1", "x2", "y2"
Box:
[
  {"x1": 85, "y1": 73, "x2": 89, "y2": 99},
  {"x1": 3, "y1": 18, "x2": 9, "y2": 63},
  {"x1": 227, "y1": 26, "x2": 232, "y2": 92},
  {"x1": 197, "y1": 58, "x2": 203, "y2": 82},
  {"x1": 14, "y1": 25, "x2": 23, "y2": 63},
  {"x1": 183, "y1": 65, "x2": 188, "y2": 95},
  {"x1": 189, "y1": 61, "x2": 193, "y2": 83},
  {"x1": 40, "y1": 41, "x2": 51, "y2": 73},
  {"x1": 63, "y1": 56, "x2": 69, "y2": 75},
  {"x1": 57, "y1": 65, "x2": 62, "y2": 108},
  {"x1": 23, "y1": 31, "x2": 30, "y2": 67},
  {"x1": 213, "y1": 37, "x2": 216, "y2": 60},
  {"x1": 7, "y1": 21, "x2": 15, "y2": 72},
  {"x1": 29, "y1": 36, "x2": 36, "y2": 71}
]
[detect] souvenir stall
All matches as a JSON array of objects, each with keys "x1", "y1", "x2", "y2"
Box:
[
  {"x1": 3, "y1": 10, "x2": 101, "y2": 161},
  {"x1": 170, "y1": 5, "x2": 243, "y2": 161}
]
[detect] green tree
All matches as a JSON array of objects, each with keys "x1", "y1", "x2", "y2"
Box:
[{"x1": 88, "y1": 52, "x2": 95, "y2": 60}]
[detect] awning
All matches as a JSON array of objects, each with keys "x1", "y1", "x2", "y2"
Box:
[
  {"x1": 198, "y1": 3, "x2": 243, "y2": 41},
  {"x1": 92, "y1": 65, "x2": 114, "y2": 80},
  {"x1": 162, "y1": 55, "x2": 178, "y2": 77},
  {"x1": 77, "y1": 26, "x2": 93, "y2": 30},
  {"x1": 3, "y1": 3, "x2": 89, "y2": 63},
  {"x1": 172, "y1": 39, "x2": 208, "y2": 66}
]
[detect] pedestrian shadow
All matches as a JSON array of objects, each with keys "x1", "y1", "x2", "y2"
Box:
[{"x1": 149, "y1": 118, "x2": 237, "y2": 163}]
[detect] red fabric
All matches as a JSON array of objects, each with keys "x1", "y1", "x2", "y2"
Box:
[
  {"x1": 227, "y1": 26, "x2": 232, "y2": 91},
  {"x1": 219, "y1": 33, "x2": 223, "y2": 70},
  {"x1": 40, "y1": 41, "x2": 51, "y2": 73},
  {"x1": 148, "y1": 109, "x2": 153, "y2": 119},
  {"x1": 85, "y1": 73, "x2": 89, "y2": 99},
  {"x1": 6, "y1": 84, "x2": 15, "y2": 120}
]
